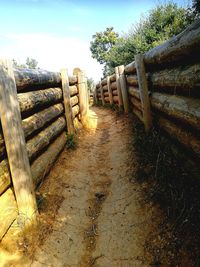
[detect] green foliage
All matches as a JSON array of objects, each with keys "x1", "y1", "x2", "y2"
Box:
[
  {"x1": 90, "y1": 27, "x2": 119, "y2": 75},
  {"x1": 91, "y1": 3, "x2": 196, "y2": 76},
  {"x1": 12, "y1": 57, "x2": 39, "y2": 69},
  {"x1": 87, "y1": 78, "x2": 95, "y2": 93},
  {"x1": 66, "y1": 134, "x2": 77, "y2": 150}
]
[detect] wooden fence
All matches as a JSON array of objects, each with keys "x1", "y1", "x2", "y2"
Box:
[
  {"x1": 94, "y1": 19, "x2": 200, "y2": 163},
  {"x1": 0, "y1": 61, "x2": 88, "y2": 240}
]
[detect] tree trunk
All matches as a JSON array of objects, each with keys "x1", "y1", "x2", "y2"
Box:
[
  {"x1": 144, "y1": 19, "x2": 200, "y2": 66},
  {"x1": 70, "y1": 85, "x2": 78, "y2": 96},
  {"x1": 14, "y1": 69, "x2": 61, "y2": 91},
  {"x1": 128, "y1": 86, "x2": 140, "y2": 100},
  {"x1": 158, "y1": 116, "x2": 200, "y2": 159},
  {"x1": 151, "y1": 92, "x2": 200, "y2": 131},
  {"x1": 72, "y1": 105, "x2": 80, "y2": 118},
  {"x1": 0, "y1": 159, "x2": 11, "y2": 196},
  {"x1": 124, "y1": 62, "x2": 136, "y2": 74},
  {"x1": 130, "y1": 97, "x2": 142, "y2": 112},
  {"x1": 26, "y1": 116, "x2": 66, "y2": 161},
  {"x1": 18, "y1": 88, "x2": 63, "y2": 114},
  {"x1": 70, "y1": 95, "x2": 79, "y2": 107},
  {"x1": 111, "y1": 81, "x2": 117, "y2": 90},
  {"x1": 31, "y1": 132, "x2": 66, "y2": 187}
]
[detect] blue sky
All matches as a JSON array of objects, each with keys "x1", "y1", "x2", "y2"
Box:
[{"x1": 0, "y1": 0, "x2": 192, "y2": 80}]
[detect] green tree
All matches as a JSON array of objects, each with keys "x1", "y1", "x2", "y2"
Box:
[
  {"x1": 87, "y1": 78, "x2": 95, "y2": 93},
  {"x1": 93, "y1": 3, "x2": 196, "y2": 76},
  {"x1": 90, "y1": 27, "x2": 119, "y2": 75},
  {"x1": 12, "y1": 57, "x2": 39, "y2": 69}
]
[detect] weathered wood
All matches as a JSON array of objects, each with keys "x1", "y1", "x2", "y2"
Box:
[
  {"x1": 124, "y1": 61, "x2": 136, "y2": 74},
  {"x1": 115, "y1": 66, "x2": 123, "y2": 108},
  {"x1": 128, "y1": 86, "x2": 140, "y2": 100},
  {"x1": 118, "y1": 65, "x2": 129, "y2": 113},
  {"x1": 0, "y1": 188, "x2": 18, "y2": 240},
  {"x1": 112, "y1": 90, "x2": 118, "y2": 96},
  {"x1": 151, "y1": 93, "x2": 200, "y2": 131},
  {"x1": 70, "y1": 85, "x2": 78, "y2": 96},
  {"x1": 69, "y1": 75, "x2": 78, "y2": 86},
  {"x1": 0, "y1": 59, "x2": 37, "y2": 222},
  {"x1": 110, "y1": 74, "x2": 116, "y2": 82},
  {"x1": 18, "y1": 88, "x2": 63, "y2": 114},
  {"x1": 26, "y1": 116, "x2": 66, "y2": 161},
  {"x1": 22, "y1": 103, "x2": 64, "y2": 138},
  {"x1": 73, "y1": 117, "x2": 83, "y2": 129},
  {"x1": 126, "y1": 75, "x2": 138, "y2": 86},
  {"x1": 102, "y1": 85, "x2": 108, "y2": 91},
  {"x1": 0, "y1": 159, "x2": 11, "y2": 196},
  {"x1": 61, "y1": 69, "x2": 74, "y2": 134},
  {"x1": 113, "y1": 96, "x2": 119, "y2": 103},
  {"x1": 135, "y1": 54, "x2": 152, "y2": 132},
  {"x1": 111, "y1": 81, "x2": 117, "y2": 90},
  {"x1": 0, "y1": 132, "x2": 6, "y2": 158},
  {"x1": 31, "y1": 132, "x2": 66, "y2": 187},
  {"x1": 104, "y1": 97, "x2": 110, "y2": 102},
  {"x1": 70, "y1": 95, "x2": 79, "y2": 107},
  {"x1": 130, "y1": 97, "x2": 142, "y2": 112},
  {"x1": 101, "y1": 78, "x2": 107, "y2": 86},
  {"x1": 107, "y1": 76, "x2": 113, "y2": 105},
  {"x1": 132, "y1": 107, "x2": 143, "y2": 122},
  {"x1": 158, "y1": 117, "x2": 200, "y2": 159},
  {"x1": 14, "y1": 68, "x2": 61, "y2": 91},
  {"x1": 96, "y1": 82, "x2": 101, "y2": 89},
  {"x1": 144, "y1": 19, "x2": 200, "y2": 66},
  {"x1": 150, "y1": 63, "x2": 200, "y2": 90},
  {"x1": 72, "y1": 105, "x2": 80, "y2": 119},
  {"x1": 0, "y1": 104, "x2": 64, "y2": 157},
  {"x1": 76, "y1": 69, "x2": 88, "y2": 126},
  {"x1": 100, "y1": 84, "x2": 105, "y2": 106}
]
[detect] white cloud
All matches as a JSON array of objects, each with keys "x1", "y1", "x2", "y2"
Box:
[{"x1": 0, "y1": 32, "x2": 102, "y2": 82}]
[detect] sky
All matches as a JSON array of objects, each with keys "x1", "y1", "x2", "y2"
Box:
[{"x1": 0, "y1": 0, "x2": 192, "y2": 81}]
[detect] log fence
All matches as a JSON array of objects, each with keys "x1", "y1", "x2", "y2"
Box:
[
  {"x1": 94, "y1": 18, "x2": 200, "y2": 162},
  {"x1": 0, "y1": 62, "x2": 88, "y2": 240}
]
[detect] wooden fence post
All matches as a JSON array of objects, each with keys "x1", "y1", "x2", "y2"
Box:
[
  {"x1": 61, "y1": 69, "x2": 75, "y2": 134},
  {"x1": 107, "y1": 76, "x2": 113, "y2": 105},
  {"x1": 100, "y1": 82, "x2": 105, "y2": 106},
  {"x1": 0, "y1": 59, "x2": 37, "y2": 224},
  {"x1": 135, "y1": 54, "x2": 152, "y2": 132},
  {"x1": 118, "y1": 65, "x2": 129, "y2": 113},
  {"x1": 75, "y1": 69, "x2": 88, "y2": 126},
  {"x1": 115, "y1": 67, "x2": 123, "y2": 108}
]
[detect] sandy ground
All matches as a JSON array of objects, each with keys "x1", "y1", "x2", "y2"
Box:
[{"x1": 0, "y1": 106, "x2": 163, "y2": 267}]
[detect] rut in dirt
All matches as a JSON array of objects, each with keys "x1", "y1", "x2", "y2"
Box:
[{"x1": 24, "y1": 106, "x2": 162, "y2": 267}]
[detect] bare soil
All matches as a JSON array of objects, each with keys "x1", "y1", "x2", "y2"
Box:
[{"x1": 0, "y1": 107, "x2": 169, "y2": 267}]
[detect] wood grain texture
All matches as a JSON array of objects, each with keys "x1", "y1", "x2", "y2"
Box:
[
  {"x1": 144, "y1": 19, "x2": 200, "y2": 66},
  {"x1": 107, "y1": 76, "x2": 113, "y2": 104},
  {"x1": 118, "y1": 65, "x2": 129, "y2": 113},
  {"x1": 31, "y1": 132, "x2": 66, "y2": 187},
  {"x1": 151, "y1": 93, "x2": 200, "y2": 131},
  {"x1": 26, "y1": 116, "x2": 66, "y2": 161},
  {"x1": 135, "y1": 54, "x2": 152, "y2": 132},
  {"x1": 18, "y1": 88, "x2": 63, "y2": 114},
  {"x1": 0, "y1": 59, "x2": 37, "y2": 221},
  {"x1": 61, "y1": 69, "x2": 74, "y2": 134},
  {"x1": 0, "y1": 159, "x2": 11, "y2": 196},
  {"x1": 0, "y1": 188, "x2": 18, "y2": 240}
]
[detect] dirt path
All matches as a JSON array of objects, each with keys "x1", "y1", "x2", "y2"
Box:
[{"x1": 1, "y1": 106, "x2": 162, "y2": 267}]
